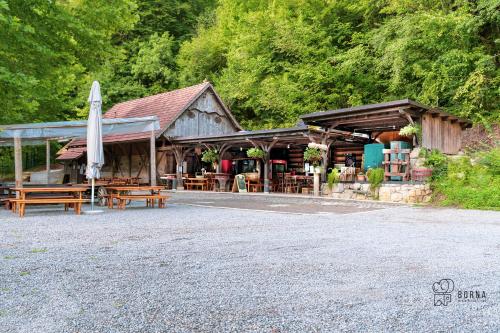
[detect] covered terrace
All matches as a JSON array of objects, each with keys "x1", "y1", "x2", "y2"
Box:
[{"x1": 168, "y1": 126, "x2": 367, "y2": 193}]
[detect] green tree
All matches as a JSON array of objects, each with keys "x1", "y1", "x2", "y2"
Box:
[{"x1": 0, "y1": 0, "x2": 137, "y2": 124}]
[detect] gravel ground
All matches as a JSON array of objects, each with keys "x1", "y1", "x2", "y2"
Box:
[{"x1": 0, "y1": 192, "x2": 499, "y2": 332}]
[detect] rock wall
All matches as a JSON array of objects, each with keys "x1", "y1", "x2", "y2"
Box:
[{"x1": 323, "y1": 182, "x2": 432, "y2": 204}]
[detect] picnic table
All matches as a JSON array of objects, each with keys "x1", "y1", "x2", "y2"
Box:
[
  {"x1": 104, "y1": 185, "x2": 168, "y2": 209},
  {"x1": 10, "y1": 186, "x2": 87, "y2": 217},
  {"x1": 184, "y1": 178, "x2": 208, "y2": 191},
  {"x1": 284, "y1": 175, "x2": 313, "y2": 193}
]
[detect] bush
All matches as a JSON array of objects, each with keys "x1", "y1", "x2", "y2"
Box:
[
  {"x1": 431, "y1": 148, "x2": 500, "y2": 210},
  {"x1": 423, "y1": 149, "x2": 448, "y2": 180},
  {"x1": 366, "y1": 168, "x2": 384, "y2": 199},
  {"x1": 327, "y1": 168, "x2": 339, "y2": 190}
]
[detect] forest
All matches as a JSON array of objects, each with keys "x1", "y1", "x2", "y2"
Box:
[{"x1": 1, "y1": 0, "x2": 498, "y2": 129}]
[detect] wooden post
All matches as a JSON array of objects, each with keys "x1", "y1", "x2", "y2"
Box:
[
  {"x1": 150, "y1": 130, "x2": 156, "y2": 186},
  {"x1": 263, "y1": 153, "x2": 270, "y2": 193},
  {"x1": 128, "y1": 144, "x2": 132, "y2": 177},
  {"x1": 314, "y1": 170, "x2": 320, "y2": 197},
  {"x1": 46, "y1": 140, "x2": 50, "y2": 184},
  {"x1": 14, "y1": 136, "x2": 23, "y2": 195}
]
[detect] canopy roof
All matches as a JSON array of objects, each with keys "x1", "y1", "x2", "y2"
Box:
[
  {"x1": 171, "y1": 126, "x2": 365, "y2": 148},
  {"x1": 0, "y1": 116, "x2": 160, "y2": 146},
  {"x1": 301, "y1": 99, "x2": 472, "y2": 132}
]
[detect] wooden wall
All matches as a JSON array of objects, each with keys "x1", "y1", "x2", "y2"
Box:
[
  {"x1": 332, "y1": 145, "x2": 364, "y2": 168},
  {"x1": 422, "y1": 113, "x2": 463, "y2": 154},
  {"x1": 164, "y1": 90, "x2": 238, "y2": 137}
]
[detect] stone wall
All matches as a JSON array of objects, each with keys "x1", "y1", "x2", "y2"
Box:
[{"x1": 323, "y1": 182, "x2": 432, "y2": 204}]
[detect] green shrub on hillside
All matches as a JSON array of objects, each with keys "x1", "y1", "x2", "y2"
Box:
[{"x1": 432, "y1": 148, "x2": 500, "y2": 210}]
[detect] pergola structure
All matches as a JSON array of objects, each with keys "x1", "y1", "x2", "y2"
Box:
[
  {"x1": 0, "y1": 117, "x2": 160, "y2": 190},
  {"x1": 169, "y1": 126, "x2": 367, "y2": 192}
]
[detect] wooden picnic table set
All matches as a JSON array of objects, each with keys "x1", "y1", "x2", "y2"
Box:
[
  {"x1": 1, "y1": 181, "x2": 169, "y2": 217},
  {"x1": 2, "y1": 186, "x2": 88, "y2": 217},
  {"x1": 104, "y1": 185, "x2": 168, "y2": 209},
  {"x1": 181, "y1": 173, "x2": 232, "y2": 192}
]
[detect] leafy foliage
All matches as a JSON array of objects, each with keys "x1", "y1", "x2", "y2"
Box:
[
  {"x1": 366, "y1": 168, "x2": 385, "y2": 199},
  {"x1": 303, "y1": 147, "x2": 322, "y2": 166},
  {"x1": 399, "y1": 123, "x2": 422, "y2": 143},
  {"x1": 432, "y1": 148, "x2": 500, "y2": 210},
  {"x1": 178, "y1": 0, "x2": 499, "y2": 128},
  {"x1": 327, "y1": 168, "x2": 340, "y2": 190},
  {"x1": 246, "y1": 148, "x2": 265, "y2": 159},
  {"x1": 201, "y1": 149, "x2": 218, "y2": 165},
  {"x1": 422, "y1": 149, "x2": 449, "y2": 180}
]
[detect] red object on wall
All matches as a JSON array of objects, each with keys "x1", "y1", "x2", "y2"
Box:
[{"x1": 221, "y1": 160, "x2": 232, "y2": 174}]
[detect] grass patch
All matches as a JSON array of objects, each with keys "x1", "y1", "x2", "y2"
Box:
[
  {"x1": 29, "y1": 248, "x2": 47, "y2": 253},
  {"x1": 19, "y1": 271, "x2": 30, "y2": 276},
  {"x1": 3, "y1": 255, "x2": 19, "y2": 260}
]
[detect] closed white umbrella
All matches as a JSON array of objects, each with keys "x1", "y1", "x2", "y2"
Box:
[{"x1": 86, "y1": 81, "x2": 104, "y2": 211}]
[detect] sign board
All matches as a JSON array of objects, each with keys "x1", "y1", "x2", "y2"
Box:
[{"x1": 232, "y1": 174, "x2": 247, "y2": 193}]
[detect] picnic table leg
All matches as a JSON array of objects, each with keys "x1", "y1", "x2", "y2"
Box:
[{"x1": 19, "y1": 202, "x2": 25, "y2": 217}]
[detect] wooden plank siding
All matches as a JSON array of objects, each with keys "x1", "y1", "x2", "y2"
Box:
[{"x1": 421, "y1": 113, "x2": 463, "y2": 154}]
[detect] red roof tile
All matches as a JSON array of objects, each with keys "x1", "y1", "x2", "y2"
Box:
[
  {"x1": 59, "y1": 82, "x2": 219, "y2": 157},
  {"x1": 56, "y1": 147, "x2": 86, "y2": 160},
  {"x1": 103, "y1": 81, "x2": 210, "y2": 130}
]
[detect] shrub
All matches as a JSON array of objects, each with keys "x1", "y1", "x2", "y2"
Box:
[
  {"x1": 246, "y1": 147, "x2": 265, "y2": 159},
  {"x1": 366, "y1": 167, "x2": 384, "y2": 199},
  {"x1": 478, "y1": 147, "x2": 500, "y2": 175},
  {"x1": 433, "y1": 153, "x2": 500, "y2": 210},
  {"x1": 423, "y1": 149, "x2": 448, "y2": 180},
  {"x1": 327, "y1": 168, "x2": 340, "y2": 190}
]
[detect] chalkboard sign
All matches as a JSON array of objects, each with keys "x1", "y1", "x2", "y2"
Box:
[{"x1": 233, "y1": 174, "x2": 247, "y2": 193}]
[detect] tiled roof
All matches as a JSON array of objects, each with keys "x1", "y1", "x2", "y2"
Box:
[
  {"x1": 58, "y1": 82, "x2": 216, "y2": 159},
  {"x1": 56, "y1": 147, "x2": 86, "y2": 160},
  {"x1": 104, "y1": 81, "x2": 210, "y2": 129}
]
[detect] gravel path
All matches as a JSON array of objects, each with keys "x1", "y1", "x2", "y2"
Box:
[{"x1": 1, "y1": 192, "x2": 499, "y2": 332}]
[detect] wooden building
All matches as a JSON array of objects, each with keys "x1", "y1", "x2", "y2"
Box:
[
  {"x1": 301, "y1": 99, "x2": 472, "y2": 155},
  {"x1": 58, "y1": 84, "x2": 471, "y2": 191},
  {"x1": 57, "y1": 81, "x2": 241, "y2": 183}
]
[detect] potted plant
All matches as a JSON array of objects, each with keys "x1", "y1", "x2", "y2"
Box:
[
  {"x1": 304, "y1": 143, "x2": 327, "y2": 173},
  {"x1": 246, "y1": 147, "x2": 265, "y2": 159},
  {"x1": 356, "y1": 172, "x2": 366, "y2": 182},
  {"x1": 399, "y1": 123, "x2": 422, "y2": 146},
  {"x1": 201, "y1": 149, "x2": 219, "y2": 170}
]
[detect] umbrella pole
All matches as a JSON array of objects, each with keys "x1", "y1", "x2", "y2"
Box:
[{"x1": 91, "y1": 178, "x2": 95, "y2": 211}]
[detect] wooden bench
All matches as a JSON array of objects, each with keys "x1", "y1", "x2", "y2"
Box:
[
  {"x1": 184, "y1": 182, "x2": 206, "y2": 190},
  {"x1": 9, "y1": 198, "x2": 87, "y2": 217},
  {"x1": 116, "y1": 194, "x2": 169, "y2": 209},
  {"x1": 7, "y1": 195, "x2": 76, "y2": 212}
]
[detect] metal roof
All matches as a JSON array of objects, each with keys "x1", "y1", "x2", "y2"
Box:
[{"x1": 0, "y1": 117, "x2": 160, "y2": 145}]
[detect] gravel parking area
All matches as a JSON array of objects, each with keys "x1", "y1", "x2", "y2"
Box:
[{"x1": 1, "y1": 192, "x2": 499, "y2": 332}]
